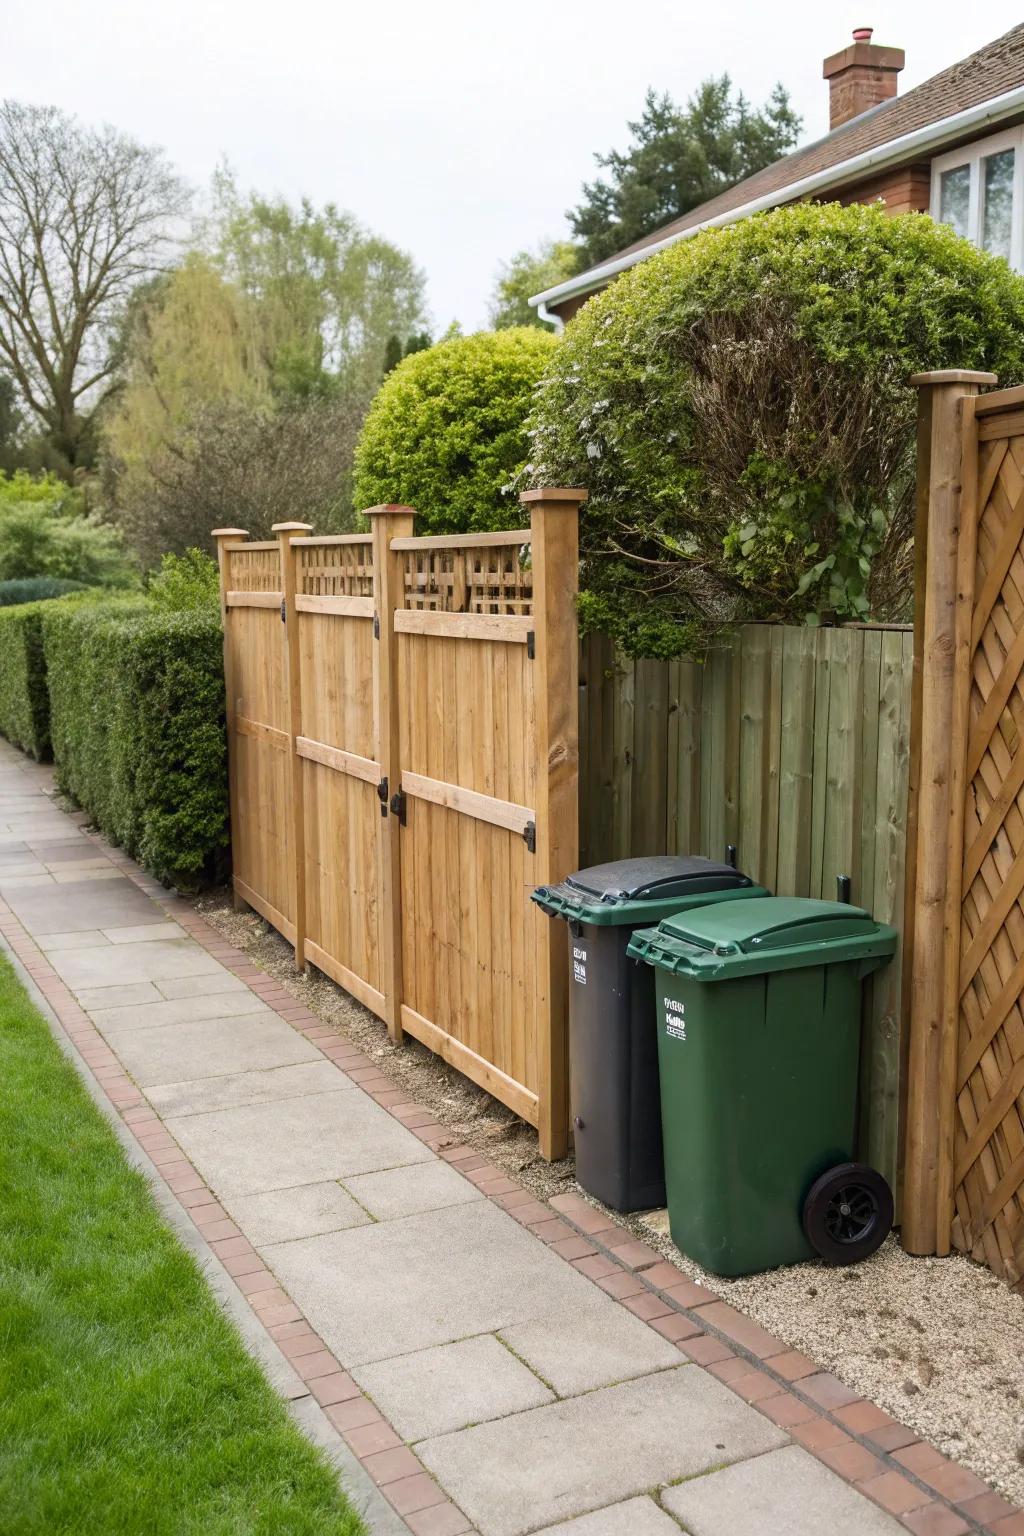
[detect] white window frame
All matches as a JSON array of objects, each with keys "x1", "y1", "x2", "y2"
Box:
[{"x1": 931, "y1": 126, "x2": 1024, "y2": 269}]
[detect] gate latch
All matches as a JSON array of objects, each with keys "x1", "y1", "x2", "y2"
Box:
[
  {"x1": 280, "y1": 598, "x2": 287, "y2": 623},
  {"x1": 389, "y1": 790, "x2": 407, "y2": 826},
  {"x1": 523, "y1": 821, "x2": 536, "y2": 854},
  {"x1": 377, "y1": 776, "x2": 388, "y2": 818}
]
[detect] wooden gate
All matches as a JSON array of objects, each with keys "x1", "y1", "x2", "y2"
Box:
[{"x1": 214, "y1": 489, "x2": 583, "y2": 1160}]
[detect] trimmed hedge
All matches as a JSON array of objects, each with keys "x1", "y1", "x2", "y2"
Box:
[
  {"x1": 0, "y1": 601, "x2": 54, "y2": 759},
  {"x1": 42, "y1": 603, "x2": 228, "y2": 889},
  {"x1": 0, "y1": 577, "x2": 89, "y2": 607}
]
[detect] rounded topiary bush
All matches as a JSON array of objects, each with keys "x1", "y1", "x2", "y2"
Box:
[
  {"x1": 353, "y1": 328, "x2": 557, "y2": 532},
  {"x1": 528, "y1": 202, "x2": 1024, "y2": 656}
]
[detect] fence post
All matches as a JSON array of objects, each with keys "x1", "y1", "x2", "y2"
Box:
[
  {"x1": 212, "y1": 529, "x2": 249, "y2": 911},
  {"x1": 521, "y1": 487, "x2": 587, "y2": 1161},
  {"x1": 368, "y1": 504, "x2": 416, "y2": 1044},
  {"x1": 273, "y1": 521, "x2": 314, "y2": 971},
  {"x1": 902, "y1": 370, "x2": 995, "y2": 1256}
]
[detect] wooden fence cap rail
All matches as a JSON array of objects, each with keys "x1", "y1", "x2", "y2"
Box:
[
  {"x1": 212, "y1": 527, "x2": 249, "y2": 538},
  {"x1": 519, "y1": 487, "x2": 589, "y2": 504},
  {"x1": 909, "y1": 370, "x2": 998, "y2": 388},
  {"x1": 272, "y1": 521, "x2": 315, "y2": 533}
]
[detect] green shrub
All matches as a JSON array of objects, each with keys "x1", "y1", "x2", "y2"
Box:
[
  {"x1": 42, "y1": 603, "x2": 228, "y2": 888},
  {"x1": 0, "y1": 601, "x2": 55, "y2": 759},
  {"x1": 353, "y1": 328, "x2": 557, "y2": 532},
  {"x1": 0, "y1": 470, "x2": 135, "y2": 587},
  {"x1": 147, "y1": 548, "x2": 220, "y2": 612},
  {"x1": 528, "y1": 203, "x2": 1024, "y2": 655},
  {"x1": 0, "y1": 577, "x2": 89, "y2": 607}
]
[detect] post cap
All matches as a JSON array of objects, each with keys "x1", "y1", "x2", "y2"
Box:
[
  {"x1": 362, "y1": 503, "x2": 417, "y2": 516},
  {"x1": 909, "y1": 370, "x2": 998, "y2": 387},
  {"x1": 211, "y1": 527, "x2": 249, "y2": 538},
  {"x1": 271, "y1": 521, "x2": 314, "y2": 533},
  {"x1": 519, "y1": 487, "x2": 589, "y2": 504}
]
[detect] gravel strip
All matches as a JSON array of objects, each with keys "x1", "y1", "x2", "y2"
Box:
[{"x1": 194, "y1": 887, "x2": 1024, "y2": 1507}]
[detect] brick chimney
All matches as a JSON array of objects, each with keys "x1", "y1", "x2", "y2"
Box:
[{"x1": 823, "y1": 27, "x2": 904, "y2": 129}]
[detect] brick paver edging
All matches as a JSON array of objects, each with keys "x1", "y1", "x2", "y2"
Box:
[{"x1": 5, "y1": 813, "x2": 1022, "y2": 1536}]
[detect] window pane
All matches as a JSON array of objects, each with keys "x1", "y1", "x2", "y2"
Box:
[
  {"x1": 940, "y1": 164, "x2": 971, "y2": 238},
  {"x1": 983, "y1": 148, "x2": 1015, "y2": 260}
]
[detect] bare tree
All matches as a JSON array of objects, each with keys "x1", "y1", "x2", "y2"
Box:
[
  {"x1": 105, "y1": 395, "x2": 364, "y2": 567},
  {"x1": 0, "y1": 100, "x2": 188, "y2": 470}
]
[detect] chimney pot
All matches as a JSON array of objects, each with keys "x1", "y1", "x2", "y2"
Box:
[{"x1": 823, "y1": 28, "x2": 904, "y2": 129}]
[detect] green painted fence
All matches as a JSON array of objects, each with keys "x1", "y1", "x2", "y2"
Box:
[{"x1": 579, "y1": 623, "x2": 914, "y2": 1194}]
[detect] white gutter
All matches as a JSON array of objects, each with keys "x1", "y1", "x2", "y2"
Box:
[{"x1": 529, "y1": 81, "x2": 1024, "y2": 315}]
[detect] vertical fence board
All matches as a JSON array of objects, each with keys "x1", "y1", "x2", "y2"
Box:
[
  {"x1": 738, "y1": 627, "x2": 772, "y2": 885},
  {"x1": 776, "y1": 628, "x2": 817, "y2": 896},
  {"x1": 631, "y1": 659, "x2": 669, "y2": 855},
  {"x1": 611, "y1": 655, "x2": 635, "y2": 861}
]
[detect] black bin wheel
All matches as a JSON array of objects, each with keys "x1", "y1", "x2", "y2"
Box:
[{"x1": 802, "y1": 1162, "x2": 893, "y2": 1265}]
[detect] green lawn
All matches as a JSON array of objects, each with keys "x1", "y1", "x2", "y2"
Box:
[{"x1": 0, "y1": 952, "x2": 364, "y2": 1536}]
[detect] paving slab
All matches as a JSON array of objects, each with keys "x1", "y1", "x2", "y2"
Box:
[
  {"x1": 38, "y1": 930, "x2": 111, "y2": 950},
  {"x1": 104, "y1": 922, "x2": 186, "y2": 944},
  {"x1": 48, "y1": 938, "x2": 224, "y2": 987},
  {"x1": 227, "y1": 1180, "x2": 372, "y2": 1245},
  {"x1": 102, "y1": 1012, "x2": 320, "y2": 1087},
  {"x1": 147, "y1": 1060, "x2": 355, "y2": 1118},
  {"x1": 53, "y1": 866, "x2": 130, "y2": 883},
  {"x1": 75, "y1": 982, "x2": 163, "y2": 1011},
  {"x1": 499, "y1": 1301, "x2": 679, "y2": 1395},
  {"x1": 660, "y1": 1444, "x2": 904, "y2": 1535},
  {"x1": 535, "y1": 1497, "x2": 682, "y2": 1535},
  {"x1": 4, "y1": 879, "x2": 174, "y2": 935},
  {"x1": 417, "y1": 1366, "x2": 787, "y2": 1536},
  {"x1": 89, "y1": 991, "x2": 266, "y2": 1031},
  {"x1": 342, "y1": 1160, "x2": 484, "y2": 1221},
  {"x1": 156, "y1": 972, "x2": 251, "y2": 1000},
  {"x1": 263, "y1": 1198, "x2": 616, "y2": 1368},
  {"x1": 354, "y1": 1335, "x2": 554, "y2": 1441},
  {"x1": 166, "y1": 1087, "x2": 433, "y2": 1203},
  {"x1": 33, "y1": 841, "x2": 111, "y2": 863}
]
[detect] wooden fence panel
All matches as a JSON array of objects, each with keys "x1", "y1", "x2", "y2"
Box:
[
  {"x1": 578, "y1": 621, "x2": 914, "y2": 1193},
  {"x1": 217, "y1": 493, "x2": 583, "y2": 1162},
  {"x1": 293, "y1": 533, "x2": 385, "y2": 1018},
  {"x1": 933, "y1": 387, "x2": 1024, "y2": 1286},
  {"x1": 214, "y1": 536, "x2": 295, "y2": 939}
]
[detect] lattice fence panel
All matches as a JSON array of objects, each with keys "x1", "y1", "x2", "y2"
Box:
[
  {"x1": 296, "y1": 540, "x2": 373, "y2": 597},
  {"x1": 954, "y1": 428, "x2": 1024, "y2": 1286}
]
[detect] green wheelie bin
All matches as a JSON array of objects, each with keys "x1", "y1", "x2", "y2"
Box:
[
  {"x1": 532, "y1": 855, "x2": 767, "y2": 1212},
  {"x1": 627, "y1": 896, "x2": 897, "y2": 1276}
]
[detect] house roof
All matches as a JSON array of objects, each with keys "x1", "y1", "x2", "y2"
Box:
[{"x1": 532, "y1": 22, "x2": 1024, "y2": 313}]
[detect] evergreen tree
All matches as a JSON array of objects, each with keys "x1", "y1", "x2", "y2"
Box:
[{"x1": 569, "y1": 78, "x2": 801, "y2": 267}]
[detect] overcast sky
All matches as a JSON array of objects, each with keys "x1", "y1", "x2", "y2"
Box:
[{"x1": 6, "y1": 2, "x2": 1023, "y2": 330}]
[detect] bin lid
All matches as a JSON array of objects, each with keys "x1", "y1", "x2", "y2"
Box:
[
  {"x1": 626, "y1": 896, "x2": 897, "y2": 978},
  {"x1": 532, "y1": 855, "x2": 756, "y2": 927}
]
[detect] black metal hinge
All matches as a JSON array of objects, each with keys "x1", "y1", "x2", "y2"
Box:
[
  {"x1": 280, "y1": 598, "x2": 287, "y2": 623},
  {"x1": 523, "y1": 821, "x2": 536, "y2": 854},
  {"x1": 373, "y1": 611, "x2": 380, "y2": 639},
  {"x1": 377, "y1": 776, "x2": 389, "y2": 818},
  {"x1": 390, "y1": 790, "x2": 407, "y2": 826},
  {"x1": 526, "y1": 630, "x2": 535, "y2": 660}
]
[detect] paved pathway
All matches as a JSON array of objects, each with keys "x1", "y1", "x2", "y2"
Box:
[{"x1": 0, "y1": 737, "x2": 1019, "y2": 1536}]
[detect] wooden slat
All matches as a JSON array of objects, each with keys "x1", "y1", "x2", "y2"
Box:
[
  {"x1": 393, "y1": 610, "x2": 532, "y2": 643},
  {"x1": 296, "y1": 737, "x2": 380, "y2": 784},
  {"x1": 401, "y1": 770, "x2": 534, "y2": 837},
  {"x1": 389, "y1": 530, "x2": 532, "y2": 551},
  {"x1": 224, "y1": 540, "x2": 277, "y2": 551},
  {"x1": 978, "y1": 408, "x2": 1024, "y2": 439},
  {"x1": 294, "y1": 594, "x2": 374, "y2": 617},
  {"x1": 235, "y1": 715, "x2": 289, "y2": 751},
  {"x1": 400, "y1": 1004, "x2": 539, "y2": 1125},
  {"x1": 292, "y1": 534, "x2": 372, "y2": 546},
  {"x1": 974, "y1": 383, "x2": 1024, "y2": 416},
  {"x1": 226, "y1": 590, "x2": 283, "y2": 608}
]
